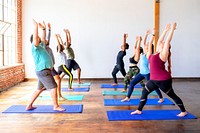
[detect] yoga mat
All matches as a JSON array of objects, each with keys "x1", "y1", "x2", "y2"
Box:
[
  {"x1": 61, "y1": 87, "x2": 90, "y2": 92},
  {"x1": 62, "y1": 82, "x2": 91, "y2": 86},
  {"x1": 104, "y1": 98, "x2": 174, "y2": 106},
  {"x1": 107, "y1": 110, "x2": 197, "y2": 121},
  {"x1": 21, "y1": 95, "x2": 84, "y2": 101},
  {"x1": 2, "y1": 104, "x2": 83, "y2": 113},
  {"x1": 102, "y1": 90, "x2": 157, "y2": 96},
  {"x1": 101, "y1": 84, "x2": 142, "y2": 88}
]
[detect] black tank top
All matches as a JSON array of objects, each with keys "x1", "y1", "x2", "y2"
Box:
[
  {"x1": 129, "y1": 57, "x2": 138, "y2": 64},
  {"x1": 116, "y1": 51, "x2": 126, "y2": 66}
]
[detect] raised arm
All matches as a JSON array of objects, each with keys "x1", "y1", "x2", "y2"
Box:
[
  {"x1": 55, "y1": 34, "x2": 62, "y2": 53},
  {"x1": 57, "y1": 34, "x2": 64, "y2": 48},
  {"x1": 156, "y1": 24, "x2": 171, "y2": 52},
  {"x1": 133, "y1": 36, "x2": 138, "y2": 50},
  {"x1": 63, "y1": 29, "x2": 71, "y2": 48},
  {"x1": 32, "y1": 19, "x2": 39, "y2": 47},
  {"x1": 38, "y1": 21, "x2": 46, "y2": 43},
  {"x1": 134, "y1": 36, "x2": 142, "y2": 62},
  {"x1": 122, "y1": 33, "x2": 128, "y2": 51},
  {"x1": 146, "y1": 33, "x2": 155, "y2": 59},
  {"x1": 160, "y1": 23, "x2": 176, "y2": 62},
  {"x1": 143, "y1": 29, "x2": 151, "y2": 46},
  {"x1": 47, "y1": 23, "x2": 51, "y2": 44}
]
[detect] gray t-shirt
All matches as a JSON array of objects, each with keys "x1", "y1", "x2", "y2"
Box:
[{"x1": 64, "y1": 46, "x2": 75, "y2": 60}]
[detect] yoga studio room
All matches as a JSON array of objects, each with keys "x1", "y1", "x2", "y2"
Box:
[{"x1": 0, "y1": 0, "x2": 200, "y2": 132}]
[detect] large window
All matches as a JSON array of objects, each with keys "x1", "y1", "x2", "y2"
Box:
[{"x1": 0, "y1": 0, "x2": 16, "y2": 67}]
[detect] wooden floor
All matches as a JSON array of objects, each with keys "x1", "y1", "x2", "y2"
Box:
[{"x1": 0, "y1": 79, "x2": 199, "y2": 133}]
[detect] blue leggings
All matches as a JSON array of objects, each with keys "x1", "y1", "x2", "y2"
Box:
[{"x1": 127, "y1": 73, "x2": 163, "y2": 99}]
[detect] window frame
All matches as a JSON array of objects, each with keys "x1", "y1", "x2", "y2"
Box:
[{"x1": 0, "y1": 0, "x2": 17, "y2": 67}]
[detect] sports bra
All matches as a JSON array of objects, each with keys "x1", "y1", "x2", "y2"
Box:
[{"x1": 129, "y1": 57, "x2": 138, "y2": 64}]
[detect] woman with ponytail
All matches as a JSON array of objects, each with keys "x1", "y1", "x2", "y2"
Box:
[
  {"x1": 122, "y1": 36, "x2": 142, "y2": 92},
  {"x1": 121, "y1": 30, "x2": 163, "y2": 103},
  {"x1": 131, "y1": 23, "x2": 187, "y2": 117}
]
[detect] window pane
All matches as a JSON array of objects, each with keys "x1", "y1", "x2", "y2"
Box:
[
  {"x1": 3, "y1": 7, "x2": 7, "y2": 21},
  {"x1": 0, "y1": 35, "x2": 2, "y2": 50},
  {"x1": 0, "y1": 0, "x2": 16, "y2": 66},
  {"x1": 12, "y1": 10, "x2": 16, "y2": 23},
  {"x1": 4, "y1": 0, "x2": 8, "y2": 7},
  {"x1": 0, "y1": 6, "x2": 2, "y2": 20},
  {"x1": 12, "y1": 0, "x2": 16, "y2": 10}
]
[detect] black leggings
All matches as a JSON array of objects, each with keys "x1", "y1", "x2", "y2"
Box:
[
  {"x1": 112, "y1": 64, "x2": 126, "y2": 84},
  {"x1": 57, "y1": 65, "x2": 73, "y2": 88},
  {"x1": 138, "y1": 78, "x2": 186, "y2": 112}
]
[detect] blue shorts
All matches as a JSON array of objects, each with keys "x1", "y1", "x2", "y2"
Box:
[
  {"x1": 67, "y1": 59, "x2": 80, "y2": 71},
  {"x1": 36, "y1": 69, "x2": 57, "y2": 90}
]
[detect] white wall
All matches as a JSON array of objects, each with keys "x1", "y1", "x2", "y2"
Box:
[
  {"x1": 159, "y1": 0, "x2": 200, "y2": 77},
  {"x1": 22, "y1": 0, "x2": 200, "y2": 78}
]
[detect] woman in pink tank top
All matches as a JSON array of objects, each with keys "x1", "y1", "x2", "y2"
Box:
[{"x1": 131, "y1": 23, "x2": 187, "y2": 117}]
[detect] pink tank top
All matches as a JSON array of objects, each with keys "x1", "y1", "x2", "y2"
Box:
[{"x1": 149, "y1": 53, "x2": 171, "y2": 80}]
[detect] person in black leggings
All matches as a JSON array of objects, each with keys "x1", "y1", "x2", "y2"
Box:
[
  {"x1": 131, "y1": 23, "x2": 187, "y2": 117},
  {"x1": 112, "y1": 33, "x2": 129, "y2": 85},
  {"x1": 121, "y1": 30, "x2": 163, "y2": 103}
]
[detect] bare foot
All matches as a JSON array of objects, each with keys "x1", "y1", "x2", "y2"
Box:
[
  {"x1": 177, "y1": 112, "x2": 187, "y2": 117},
  {"x1": 78, "y1": 81, "x2": 82, "y2": 84},
  {"x1": 58, "y1": 96, "x2": 67, "y2": 101},
  {"x1": 112, "y1": 83, "x2": 118, "y2": 86},
  {"x1": 121, "y1": 89, "x2": 127, "y2": 92},
  {"x1": 158, "y1": 98, "x2": 164, "y2": 103},
  {"x1": 54, "y1": 106, "x2": 66, "y2": 111},
  {"x1": 131, "y1": 110, "x2": 142, "y2": 115},
  {"x1": 26, "y1": 105, "x2": 37, "y2": 110},
  {"x1": 121, "y1": 97, "x2": 130, "y2": 102},
  {"x1": 68, "y1": 88, "x2": 74, "y2": 91}
]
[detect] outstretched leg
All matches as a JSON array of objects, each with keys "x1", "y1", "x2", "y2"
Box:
[
  {"x1": 61, "y1": 65, "x2": 73, "y2": 90},
  {"x1": 54, "y1": 74, "x2": 67, "y2": 100},
  {"x1": 123, "y1": 71, "x2": 131, "y2": 92},
  {"x1": 112, "y1": 65, "x2": 119, "y2": 85},
  {"x1": 122, "y1": 66, "x2": 139, "y2": 92},
  {"x1": 165, "y1": 89, "x2": 187, "y2": 117},
  {"x1": 121, "y1": 73, "x2": 144, "y2": 102},
  {"x1": 77, "y1": 68, "x2": 81, "y2": 84},
  {"x1": 158, "y1": 79, "x2": 187, "y2": 117},
  {"x1": 51, "y1": 88, "x2": 65, "y2": 111},
  {"x1": 26, "y1": 88, "x2": 44, "y2": 110},
  {"x1": 131, "y1": 80, "x2": 156, "y2": 114},
  {"x1": 155, "y1": 88, "x2": 164, "y2": 103}
]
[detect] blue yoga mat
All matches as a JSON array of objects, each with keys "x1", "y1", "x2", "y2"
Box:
[
  {"x1": 101, "y1": 83, "x2": 142, "y2": 88},
  {"x1": 2, "y1": 104, "x2": 83, "y2": 113},
  {"x1": 21, "y1": 95, "x2": 84, "y2": 101},
  {"x1": 107, "y1": 110, "x2": 197, "y2": 121},
  {"x1": 61, "y1": 87, "x2": 90, "y2": 92},
  {"x1": 102, "y1": 90, "x2": 157, "y2": 96},
  {"x1": 104, "y1": 98, "x2": 174, "y2": 106}
]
